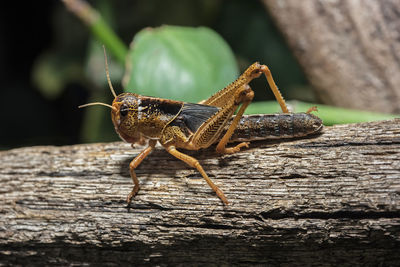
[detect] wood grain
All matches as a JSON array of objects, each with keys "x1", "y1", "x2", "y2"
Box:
[{"x1": 1, "y1": 119, "x2": 400, "y2": 265}]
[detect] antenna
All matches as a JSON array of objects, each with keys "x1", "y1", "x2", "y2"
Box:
[
  {"x1": 78, "y1": 102, "x2": 117, "y2": 112},
  {"x1": 103, "y1": 45, "x2": 117, "y2": 98},
  {"x1": 78, "y1": 46, "x2": 119, "y2": 112},
  {"x1": 78, "y1": 102, "x2": 112, "y2": 109}
]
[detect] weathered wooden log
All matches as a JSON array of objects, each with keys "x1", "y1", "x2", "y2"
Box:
[
  {"x1": 263, "y1": 0, "x2": 400, "y2": 113},
  {"x1": 1, "y1": 119, "x2": 400, "y2": 265}
]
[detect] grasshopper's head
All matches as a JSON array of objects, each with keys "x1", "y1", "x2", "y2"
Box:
[
  {"x1": 79, "y1": 46, "x2": 143, "y2": 144},
  {"x1": 79, "y1": 92, "x2": 142, "y2": 144},
  {"x1": 110, "y1": 93, "x2": 142, "y2": 143}
]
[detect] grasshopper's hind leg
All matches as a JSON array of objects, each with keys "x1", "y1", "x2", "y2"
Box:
[
  {"x1": 216, "y1": 85, "x2": 254, "y2": 154},
  {"x1": 215, "y1": 64, "x2": 290, "y2": 154},
  {"x1": 126, "y1": 140, "x2": 157, "y2": 204},
  {"x1": 200, "y1": 63, "x2": 289, "y2": 114},
  {"x1": 258, "y1": 64, "x2": 289, "y2": 113},
  {"x1": 165, "y1": 145, "x2": 229, "y2": 204}
]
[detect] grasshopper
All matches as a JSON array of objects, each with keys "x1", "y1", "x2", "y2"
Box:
[{"x1": 80, "y1": 49, "x2": 322, "y2": 205}]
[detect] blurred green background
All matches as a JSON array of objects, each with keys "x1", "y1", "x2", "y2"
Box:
[{"x1": 1, "y1": 0, "x2": 395, "y2": 150}]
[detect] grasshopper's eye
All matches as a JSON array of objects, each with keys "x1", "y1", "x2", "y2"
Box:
[{"x1": 120, "y1": 105, "x2": 129, "y2": 117}]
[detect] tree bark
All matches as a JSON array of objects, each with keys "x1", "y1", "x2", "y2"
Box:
[
  {"x1": 263, "y1": 0, "x2": 400, "y2": 113},
  {"x1": 1, "y1": 119, "x2": 400, "y2": 265}
]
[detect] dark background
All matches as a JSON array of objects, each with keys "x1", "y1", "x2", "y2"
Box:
[{"x1": 0, "y1": 0, "x2": 309, "y2": 150}]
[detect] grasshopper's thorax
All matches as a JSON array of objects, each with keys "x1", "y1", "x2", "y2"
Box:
[{"x1": 111, "y1": 93, "x2": 184, "y2": 143}]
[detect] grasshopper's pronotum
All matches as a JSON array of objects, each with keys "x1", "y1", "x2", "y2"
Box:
[{"x1": 80, "y1": 49, "x2": 322, "y2": 205}]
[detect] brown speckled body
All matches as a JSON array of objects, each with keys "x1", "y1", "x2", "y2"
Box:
[
  {"x1": 112, "y1": 93, "x2": 323, "y2": 149},
  {"x1": 112, "y1": 93, "x2": 323, "y2": 146}
]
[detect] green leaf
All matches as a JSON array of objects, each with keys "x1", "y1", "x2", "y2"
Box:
[{"x1": 123, "y1": 26, "x2": 239, "y2": 102}]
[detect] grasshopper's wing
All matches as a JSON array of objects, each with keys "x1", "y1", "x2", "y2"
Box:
[{"x1": 169, "y1": 103, "x2": 220, "y2": 134}]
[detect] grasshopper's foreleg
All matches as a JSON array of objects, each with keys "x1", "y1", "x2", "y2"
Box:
[
  {"x1": 127, "y1": 140, "x2": 157, "y2": 205},
  {"x1": 165, "y1": 145, "x2": 229, "y2": 204},
  {"x1": 216, "y1": 85, "x2": 254, "y2": 154}
]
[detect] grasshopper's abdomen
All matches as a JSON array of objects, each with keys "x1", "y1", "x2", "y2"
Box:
[{"x1": 227, "y1": 113, "x2": 323, "y2": 142}]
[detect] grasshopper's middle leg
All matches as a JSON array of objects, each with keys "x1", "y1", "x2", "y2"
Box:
[
  {"x1": 127, "y1": 140, "x2": 157, "y2": 204},
  {"x1": 165, "y1": 145, "x2": 229, "y2": 204}
]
